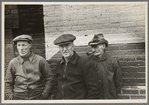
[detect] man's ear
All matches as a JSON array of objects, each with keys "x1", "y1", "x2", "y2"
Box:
[
  {"x1": 72, "y1": 43, "x2": 74, "y2": 47},
  {"x1": 71, "y1": 43, "x2": 74, "y2": 50},
  {"x1": 29, "y1": 43, "x2": 32, "y2": 48},
  {"x1": 102, "y1": 44, "x2": 106, "y2": 49}
]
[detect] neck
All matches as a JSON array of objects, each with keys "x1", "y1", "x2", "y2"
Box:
[
  {"x1": 22, "y1": 51, "x2": 31, "y2": 58},
  {"x1": 95, "y1": 52, "x2": 104, "y2": 59},
  {"x1": 64, "y1": 51, "x2": 74, "y2": 62},
  {"x1": 98, "y1": 54, "x2": 102, "y2": 59}
]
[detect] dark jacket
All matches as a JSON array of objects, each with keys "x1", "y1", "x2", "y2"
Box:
[
  {"x1": 5, "y1": 53, "x2": 54, "y2": 100},
  {"x1": 87, "y1": 52, "x2": 122, "y2": 99},
  {"x1": 55, "y1": 51, "x2": 101, "y2": 99}
]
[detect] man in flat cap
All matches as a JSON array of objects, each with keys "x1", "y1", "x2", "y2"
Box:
[
  {"x1": 53, "y1": 34, "x2": 101, "y2": 99},
  {"x1": 5, "y1": 34, "x2": 54, "y2": 100},
  {"x1": 87, "y1": 33, "x2": 122, "y2": 99}
]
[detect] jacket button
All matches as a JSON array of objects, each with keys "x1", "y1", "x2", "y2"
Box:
[
  {"x1": 99, "y1": 80, "x2": 101, "y2": 82},
  {"x1": 62, "y1": 91, "x2": 64, "y2": 96},
  {"x1": 63, "y1": 75, "x2": 65, "y2": 78},
  {"x1": 62, "y1": 85, "x2": 64, "y2": 89}
]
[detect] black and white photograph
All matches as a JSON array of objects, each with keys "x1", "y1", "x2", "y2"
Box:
[{"x1": 1, "y1": 2, "x2": 148, "y2": 103}]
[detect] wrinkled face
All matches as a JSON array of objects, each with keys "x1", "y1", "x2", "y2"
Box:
[
  {"x1": 59, "y1": 43, "x2": 74, "y2": 58},
  {"x1": 17, "y1": 41, "x2": 31, "y2": 57},
  {"x1": 91, "y1": 44, "x2": 105, "y2": 56}
]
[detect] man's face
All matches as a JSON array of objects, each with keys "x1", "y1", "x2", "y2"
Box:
[
  {"x1": 17, "y1": 41, "x2": 31, "y2": 57},
  {"x1": 59, "y1": 43, "x2": 74, "y2": 58},
  {"x1": 91, "y1": 44, "x2": 105, "y2": 56}
]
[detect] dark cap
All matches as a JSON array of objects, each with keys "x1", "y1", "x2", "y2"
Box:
[
  {"x1": 88, "y1": 34, "x2": 108, "y2": 47},
  {"x1": 13, "y1": 34, "x2": 33, "y2": 44},
  {"x1": 54, "y1": 34, "x2": 76, "y2": 45}
]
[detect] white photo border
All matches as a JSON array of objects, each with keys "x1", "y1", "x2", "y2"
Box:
[{"x1": 1, "y1": 1, "x2": 148, "y2": 104}]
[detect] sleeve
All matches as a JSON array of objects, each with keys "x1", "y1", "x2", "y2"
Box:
[
  {"x1": 83, "y1": 61, "x2": 101, "y2": 99},
  {"x1": 40, "y1": 58, "x2": 54, "y2": 99},
  {"x1": 113, "y1": 58, "x2": 123, "y2": 94},
  {"x1": 49, "y1": 61, "x2": 59, "y2": 100},
  {"x1": 5, "y1": 61, "x2": 15, "y2": 100},
  {"x1": 51, "y1": 71, "x2": 58, "y2": 99}
]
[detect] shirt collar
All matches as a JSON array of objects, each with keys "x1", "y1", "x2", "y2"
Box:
[
  {"x1": 18, "y1": 52, "x2": 34, "y2": 64},
  {"x1": 60, "y1": 51, "x2": 78, "y2": 65}
]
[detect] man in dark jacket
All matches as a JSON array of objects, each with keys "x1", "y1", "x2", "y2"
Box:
[
  {"x1": 53, "y1": 34, "x2": 101, "y2": 99},
  {"x1": 5, "y1": 34, "x2": 54, "y2": 100},
  {"x1": 87, "y1": 33, "x2": 122, "y2": 99}
]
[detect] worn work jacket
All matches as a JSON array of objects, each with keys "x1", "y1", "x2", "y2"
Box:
[
  {"x1": 55, "y1": 51, "x2": 101, "y2": 99},
  {"x1": 87, "y1": 52, "x2": 122, "y2": 99},
  {"x1": 5, "y1": 53, "x2": 54, "y2": 100}
]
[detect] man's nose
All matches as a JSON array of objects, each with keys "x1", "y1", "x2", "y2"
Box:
[
  {"x1": 92, "y1": 48, "x2": 95, "y2": 51},
  {"x1": 63, "y1": 47, "x2": 67, "y2": 50},
  {"x1": 19, "y1": 46, "x2": 23, "y2": 49}
]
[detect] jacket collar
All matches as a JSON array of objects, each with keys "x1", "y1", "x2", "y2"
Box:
[
  {"x1": 60, "y1": 51, "x2": 79, "y2": 65},
  {"x1": 92, "y1": 52, "x2": 108, "y2": 62},
  {"x1": 18, "y1": 52, "x2": 34, "y2": 64}
]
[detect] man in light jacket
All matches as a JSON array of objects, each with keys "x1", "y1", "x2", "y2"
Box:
[{"x1": 5, "y1": 34, "x2": 54, "y2": 100}]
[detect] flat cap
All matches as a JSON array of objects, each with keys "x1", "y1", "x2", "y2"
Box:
[
  {"x1": 13, "y1": 34, "x2": 33, "y2": 44},
  {"x1": 54, "y1": 34, "x2": 76, "y2": 45}
]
